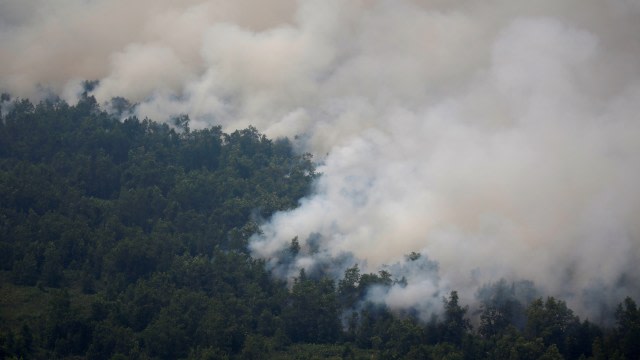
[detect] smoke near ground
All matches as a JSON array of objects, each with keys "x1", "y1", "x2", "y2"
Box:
[{"x1": 2, "y1": 0, "x2": 640, "y2": 319}]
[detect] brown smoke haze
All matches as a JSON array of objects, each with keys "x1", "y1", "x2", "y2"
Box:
[{"x1": 2, "y1": 0, "x2": 640, "y2": 319}]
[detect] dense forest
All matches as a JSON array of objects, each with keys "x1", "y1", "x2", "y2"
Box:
[{"x1": 0, "y1": 94, "x2": 639, "y2": 359}]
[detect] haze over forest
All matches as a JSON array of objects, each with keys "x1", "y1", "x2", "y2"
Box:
[{"x1": 3, "y1": 0, "x2": 640, "y2": 322}]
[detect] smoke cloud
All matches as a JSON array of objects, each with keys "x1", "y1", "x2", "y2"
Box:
[{"x1": 2, "y1": 0, "x2": 640, "y2": 319}]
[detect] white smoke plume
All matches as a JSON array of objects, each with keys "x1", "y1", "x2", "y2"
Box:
[{"x1": 2, "y1": 0, "x2": 640, "y2": 319}]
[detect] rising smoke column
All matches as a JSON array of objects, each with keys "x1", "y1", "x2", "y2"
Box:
[{"x1": 2, "y1": 0, "x2": 640, "y2": 318}]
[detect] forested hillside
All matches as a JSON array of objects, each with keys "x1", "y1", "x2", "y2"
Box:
[{"x1": 1, "y1": 95, "x2": 639, "y2": 359}]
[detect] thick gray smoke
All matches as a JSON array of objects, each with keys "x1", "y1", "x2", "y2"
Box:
[{"x1": 2, "y1": 0, "x2": 640, "y2": 319}]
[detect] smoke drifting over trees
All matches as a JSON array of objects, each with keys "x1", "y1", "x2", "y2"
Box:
[{"x1": 2, "y1": 0, "x2": 640, "y2": 319}]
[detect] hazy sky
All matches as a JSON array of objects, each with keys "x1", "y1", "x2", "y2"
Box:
[{"x1": 2, "y1": 0, "x2": 640, "y2": 318}]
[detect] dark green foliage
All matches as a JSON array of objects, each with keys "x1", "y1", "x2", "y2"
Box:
[
  {"x1": 338, "y1": 265, "x2": 392, "y2": 311},
  {"x1": 0, "y1": 96, "x2": 637, "y2": 359},
  {"x1": 289, "y1": 236, "x2": 300, "y2": 256},
  {"x1": 442, "y1": 291, "x2": 472, "y2": 346},
  {"x1": 614, "y1": 297, "x2": 640, "y2": 359},
  {"x1": 43, "y1": 289, "x2": 93, "y2": 357},
  {"x1": 525, "y1": 297, "x2": 581, "y2": 357},
  {"x1": 283, "y1": 269, "x2": 341, "y2": 343},
  {"x1": 0, "y1": 96, "x2": 315, "y2": 358},
  {"x1": 477, "y1": 280, "x2": 532, "y2": 338},
  {"x1": 383, "y1": 318, "x2": 426, "y2": 358},
  {"x1": 338, "y1": 264, "x2": 361, "y2": 309}
]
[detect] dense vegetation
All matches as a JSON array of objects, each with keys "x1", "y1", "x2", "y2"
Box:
[{"x1": 0, "y1": 95, "x2": 639, "y2": 359}]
